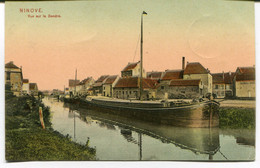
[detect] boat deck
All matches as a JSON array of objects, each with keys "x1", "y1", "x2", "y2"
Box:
[{"x1": 86, "y1": 96, "x2": 193, "y2": 104}]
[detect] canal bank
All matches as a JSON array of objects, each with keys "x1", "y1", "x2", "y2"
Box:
[
  {"x1": 218, "y1": 99, "x2": 255, "y2": 129},
  {"x1": 44, "y1": 98, "x2": 255, "y2": 160},
  {"x1": 5, "y1": 95, "x2": 96, "y2": 161}
]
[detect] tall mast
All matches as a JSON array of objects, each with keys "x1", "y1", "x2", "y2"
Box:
[
  {"x1": 140, "y1": 11, "x2": 147, "y2": 100},
  {"x1": 74, "y1": 68, "x2": 77, "y2": 96}
]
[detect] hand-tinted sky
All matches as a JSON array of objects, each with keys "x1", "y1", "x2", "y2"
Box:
[{"x1": 5, "y1": 0, "x2": 255, "y2": 90}]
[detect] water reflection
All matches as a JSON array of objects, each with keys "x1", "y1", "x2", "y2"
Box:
[
  {"x1": 44, "y1": 98, "x2": 255, "y2": 161},
  {"x1": 76, "y1": 104, "x2": 220, "y2": 159}
]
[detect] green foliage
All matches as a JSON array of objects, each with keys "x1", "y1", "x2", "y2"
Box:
[
  {"x1": 219, "y1": 108, "x2": 255, "y2": 129},
  {"x1": 5, "y1": 96, "x2": 96, "y2": 161}
]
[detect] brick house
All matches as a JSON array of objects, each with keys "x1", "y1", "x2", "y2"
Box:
[
  {"x1": 212, "y1": 72, "x2": 235, "y2": 98},
  {"x1": 76, "y1": 77, "x2": 95, "y2": 95},
  {"x1": 156, "y1": 69, "x2": 184, "y2": 99},
  {"x1": 183, "y1": 62, "x2": 212, "y2": 97},
  {"x1": 68, "y1": 79, "x2": 80, "y2": 96},
  {"x1": 121, "y1": 61, "x2": 146, "y2": 78},
  {"x1": 168, "y1": 79, "x2": 202, "y2": 99},
  {"x1": 5, "y1": 61, "x2": 23, "y2": 96},
  {"x1": 113, "y1": 77, "x2": 158, "y2": 100},
  {"x1": 233, "y1": 66, "x2": 255, "y2": 98},
  {"x1": 92, "y1": 75, "x2": 109, "y2": 96},
  {"x1": 147, "y1": 71, "x2": 163, "y2": 80},
  {"x1": 102, "y1": 75, "x2": 120, "y2": 97},
  {"x1": 29, "y1": 83, "x2": 38, "y2": 96},
  {"x1": 22, "y1": 79, "x2": 30, "y2": 95}
]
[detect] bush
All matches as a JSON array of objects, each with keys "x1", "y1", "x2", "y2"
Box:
[{"x1": 219, "y1": 108, "x2": 255, "y2": 129}]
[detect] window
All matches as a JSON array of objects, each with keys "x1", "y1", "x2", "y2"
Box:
[
  {"x1": 226, "y1": 85, "x2": 230, "y2": 90},
  {"x1": 161, "y1": 86, "x2": 165, "y2": 90},
  {"x1": 6, "y1": 72, "x2": 10, "y2": 80},
  {"x1": 215, "y1": 85, "x2": 218, "y2": 89}
]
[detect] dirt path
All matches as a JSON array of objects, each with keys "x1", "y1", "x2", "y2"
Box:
[{"x1": 218, "y1": 99, "x2": 255, "y2": 108}]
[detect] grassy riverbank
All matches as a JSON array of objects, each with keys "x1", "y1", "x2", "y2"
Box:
[
  {"x1": 219, "y1": 107, "x2": 255, "y2": 129},
  {"x1": 5, "y1": 94, "x2": 96, "y2": 161}
]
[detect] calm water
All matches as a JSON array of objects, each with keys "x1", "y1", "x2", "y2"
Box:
[{"x1": 43, "y1": 98, "x2": 255, "y2": 161}]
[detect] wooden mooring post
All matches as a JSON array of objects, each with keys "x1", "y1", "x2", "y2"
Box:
[{"x1": 39, "y1": 107, "x2": 45, "y2": 129}]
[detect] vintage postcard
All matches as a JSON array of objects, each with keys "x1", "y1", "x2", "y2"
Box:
[{"x1": 4, "y1": 0, "x2": 256, "y2": 162}]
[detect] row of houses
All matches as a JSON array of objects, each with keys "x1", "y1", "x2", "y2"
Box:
[
  {"x1": 212, "y1": 67, "x2": 255, "y2": 98},
  {"x1": 5, "y1": 61, "x2": 39, "y2": 96},
  {"x1": 68, "y1": 57, "x2": 255, "y2": 100}
]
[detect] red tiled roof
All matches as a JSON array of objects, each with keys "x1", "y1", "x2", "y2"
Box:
[
  {"x1": 23, "y1": 79, "x2": 29, "y2": 83},
  {"x1": 93, "y1": 82, "x2": 103, "y2": 87},
  {"x1": 147, "y1": 71, "x2": 163, "y2": 79},
  {"x1": 161, "y1": 70, "x2": 183, "y2": 80},
  {"x1": 235, "y1": 67, "x2": 255, "y2": 81},
  {"x1": 69, "y1": 79, "x2": 80, "y2": 87},
  {"x1": 114, "y1": 77, "x2": 158, "y2": 89},
  {"x1": 212, "y1": 73, "x2": 225, "y2": 84},
  {"x1": 212, "y1": 72, "x2": 236, "y2": 84},
  {"x1": 169, "y1": 79, "x2": 201, "y2": 86},
  {"x1": 79, "y1": 77, "x2": 92, "y2": 85},
  {"x1": 236, "y1": 74, "x2": 255, "y2": 81},
  {"x1": 29, "y1": 83, "x2": 37, "y2": 90},
  {"x1": 183, "y1": 62, "x2": 209, "y2": 75},
  {"x1": 104, "y1": 75, "x2": 118, "y2": 84},
  {"x1": 224, "y1": 72, "x2": 235, "y2": 84},
  {"x1": 236, "y1": 67, "x2": 255, "y2": 74},
  {"x1": 122, "y1": 61, "x2": 139, "y2": 72},
  {"x1": 143, "y1": 78, "x2": 158, "y2": 89},
  {"x1": 5, "y1": 61, "x2": 19, "y2": 69},
  {"x1": 96, "y1": 75, "x2": 109, "y2": 83}
]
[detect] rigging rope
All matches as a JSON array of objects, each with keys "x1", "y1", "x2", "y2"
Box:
[
  {"x1": 218, "y1": 149, "x2": 228, "y2": 160},
  {"x1": 132, "y1": 33, "x2": 141, "y2": 62}
]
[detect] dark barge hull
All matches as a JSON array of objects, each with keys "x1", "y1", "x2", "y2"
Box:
[{"x1": 69, "y1": 98, "x2": 219, "y2": 128}]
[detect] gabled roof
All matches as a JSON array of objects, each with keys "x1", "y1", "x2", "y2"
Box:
[
  {"x1": 23, "y1": 79, "x2": 29, "y2": 83},
  {"x1": 93, "y1": 82, "x2": 103, "y2": 87},
  {"x1": 235, "y1": 66, "x2": 255, "y2": 81},
  {"x1": 184, "y1": 62, "x2": 209, "y2": 75},
  {"x1": 96, "y1": 75, "x2": 109, "y2": 83},
  {"x1": 147, "y1": 71, "x2": 163, "y2": 79},
  {"x1": 224, "y1": 72, "x2": 235, "y2": 84},
  {"x1": 236, "y1": 74, "x2": 255, "y2": 81},
  {"x1": 29, "y1": 83, "x2": 37, "y2": 90},
  {"x1": 121, "y1": 61, "x2": 140, "y2": 72},
  {"x1": 236, "y1": 67, "x2": 255, "y2": 74},
  {"x1": 69, "y1": 79, "x2": 80, "y2": 87},
  {"x1": 114, "y1": 77, "x2": 158, "y2": 89},
  {"x1": 169, "y1": 79, "x2": 201, "y2": 86},
  {"x1": 161, "y1": 70, "x2": 183, "y2": 80},
  {"x1": 212, "y1": 73, "x2": 225, "y2": 84},
  {"x1": 104, "y1": 75, "x2": 118, "y2": 84},
  {"x1": 212, "y1": 72, "x2": 236, "y2": 84},
  {"x1": 78, "y1": 77, "x2": 93, "y2": 85},
  {"x1": 5, "y1": 61, "x2": 19, "y2": 69}
]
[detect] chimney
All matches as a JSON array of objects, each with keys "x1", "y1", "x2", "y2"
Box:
[
  {"x1": 182, "y1": 57, "x2": 185, "y2": 70},
  {"x1": 222, "y1": 71, "x2": 224, "y2": 80}
]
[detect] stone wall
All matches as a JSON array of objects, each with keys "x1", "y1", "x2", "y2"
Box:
[
  {"x1": 183, "y1": 73, "x2": 212, "y2": 96},
  {"x1": 235, "y1": 81, "x2": 255, "y2": 98}
]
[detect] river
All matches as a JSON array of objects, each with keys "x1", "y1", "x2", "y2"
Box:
[{"x1": 42, "y1": 98, "x2": 255, "y2": 161}]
